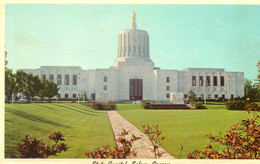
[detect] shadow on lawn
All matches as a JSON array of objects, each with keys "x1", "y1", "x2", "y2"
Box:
[
  {"x1": 5, "y1": 108, "x2": 71, "y2": 128},
  {"x1": 52, "y1": 104, "x2": 105, "y2": 117},
  {"x1": 69, "y1": 104, "x2": 105, "y2": 114},
  {"x1": 32, "y1": 104, "x2": 57, "y2": 110}
]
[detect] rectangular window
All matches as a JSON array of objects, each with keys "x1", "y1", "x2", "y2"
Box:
[
  {"x1": 166, "y1": 93, "x2": 170, "y2": 98},
  {"x1": 57, "y1": 74, "x2": 62, "y2": 85},
  {"x1": 221, "y1": 76, "x2": 224, "y2": 86},
  {"x1": 222, "y1": 94, "x2": 225, "y2": 99},
  {"x1": 207, "y1": 76, "x2": 210, "y2": 86},
  {"x1": 73, "y1": 94, "x2": 77, "y2": 98},
  {"x1": 166, "y1": 77, "x2": 170, "y2": 83},
  {"x1": 49, "y1": 74, "x2": 54, "y2": 81},
  {"x1": 231, "y1": 94, "x2": 234, "y2": 99},
  {"x1": 214, "y1": 76, "x2": 217, "y2": 86},
  {"x1": 65, "y1": 74, "x2": 70, "y2": 85},
  {"x1": 65, "y1": 94, "x2": 69, "y2": 98},
  {"x1": 200, "y1": 94, "x2": 204, "y2": 98},
  {"x1": 215, "y1": 94, "x2": 218, "y2": 98},
  {"x1": 104, "y1": 76, "x2": 107, "y2": 82},
  {"x1": 166, "y1": 86, "x2": 170, "y2": 91},
  {"x1": 104, "y1": 85, "x2": 107, "y2": 90},
  {"x1": 192, "y1": 76, "x2": 196, "y2": 86},
  {"x1": 73, "y1": 75, "x2": 77, "y2": 85},
  {"x1": 208, "y1": 94, "x2": 211, "y2": 99},
  {"x1": 199, "y1": 76, "x2": 203, "y2": 86},
  {"x1": 42, "y1": 74, "x2": 46, "y2": 80}
]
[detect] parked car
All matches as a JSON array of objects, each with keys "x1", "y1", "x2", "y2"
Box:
[{"x1": 18, "y1": 98, "x2": 29, "y2": 104}]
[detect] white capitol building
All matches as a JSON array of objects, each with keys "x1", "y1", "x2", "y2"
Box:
[{"x1": 22, "y1": 12, "x2": 244, "y2": 102}]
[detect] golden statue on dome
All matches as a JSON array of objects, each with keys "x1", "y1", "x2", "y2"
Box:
[{"x1": 131, "y1": 11, "x2": 136, "y2": 23}]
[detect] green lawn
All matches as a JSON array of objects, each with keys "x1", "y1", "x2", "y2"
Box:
[
  {"x1": 116, "y1": 104, "x2": 254, "y2": 159},
  {"x1": 5, "y1": 103, "x2": 115, "y2": 158},
  {"x1": 5, "y1": 102, "x2": 258, "y2": 159}
]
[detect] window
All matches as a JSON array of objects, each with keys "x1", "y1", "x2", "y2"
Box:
[
  {"x1": 73, "y1": 94, "x2": 77, "y2": 98},
  {"x1": 200, "y1": 94, "x2": 204, "y2": 98},
  {"x1": 166, "y1": 86, "x2": 170, "y2": 91},
  {"x1": 215, "y1": 94, "x2": 218, "y2": 98},
  {"x1": 166, "y1": 93, "x2": 170, "y2": 98},
  {"x1": 222, "y1": 94, "x2": 225, "y2": 99},
  {"x1": 104, "y1": 85, "x2": 107, "y2": 90},
  {"x1": 231, "y1": 94, "x2": 234, "y2": 99},
  {"x1": 208, "y1": 94, "x2": 211, "y2": 99},
  {"x1": 42, "y1": 74, "x2": 46, "y2": 80},
  {"x1": 49, "y1": 74, "x2": 54, "y2": 81},
  {"x1": 57, "y1": 74, "x2": 62, "y2": 85},
  {"x1": 207, "y1": 76, "x2": 210, "y2": 86},
  {"x1": 65, "y1": 75, "x2": 70, "y2": 85},
  {"x1": 166, "y1": 77, "x2": 170, "y2": 83},
  {"x1": 192, "y1": 76, "x2": 196, "y2": 86},
  {"x1": 73, "y1": 75, "x2": 77, "y2": 85},
  {"x1": 65, "y1": 94, "x2": 69, "y2": 98},
  {"x1": 104, "y1": 76, "x2": 107, "y2": 82},
  {"x1": 214, "y1": 76, "x2": 217, "y2": 86},
  {"x1": 199, "y1": 76, "x2": 203, "y2": 86},
  {"x1": 221, "y1": 76, "x2": 224, "y2": 86}
]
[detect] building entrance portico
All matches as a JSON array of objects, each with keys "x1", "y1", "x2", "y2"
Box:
[{"x1": 130, "y1": 79, "x2": 143, "y2": 100}]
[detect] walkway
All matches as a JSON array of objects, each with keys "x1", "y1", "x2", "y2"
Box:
[{"x1": 107, "y1": 110, "x2": 174, "y2": 159}]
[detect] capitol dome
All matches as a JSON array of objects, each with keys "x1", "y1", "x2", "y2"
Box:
[{"x1": 115, "y1": 12, "x2": 151, "y2": 67}]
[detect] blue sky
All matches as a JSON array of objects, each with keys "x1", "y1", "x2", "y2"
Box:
[{"x1": 5, "y1": 4, "x2": 260, "y2": 82}]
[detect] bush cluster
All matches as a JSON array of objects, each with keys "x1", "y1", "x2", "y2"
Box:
[
  {"x1": 190, "y1": 101, "x2": 207, "y2": 109},
  {"x1": 225, "y1": 99, "x2": 259, "y2": 110},
  {"x1": 141, "y1": 101, "x2": 150, "y2": 109},
  {"x1": 14, "y1": 132, "x2": 68, "y2": 158},
  {"x1": 91, "y1": 101, "x2": 117, "y2": 110}
]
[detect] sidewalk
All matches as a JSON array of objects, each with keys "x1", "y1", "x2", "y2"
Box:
[{"x1": 107, "y1": 110, "x2": 174, "y2": 159}]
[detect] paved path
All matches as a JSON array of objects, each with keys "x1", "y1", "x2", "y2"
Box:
[{"x1": 107, "y1": 110, "x2": 174, "y2": 159}]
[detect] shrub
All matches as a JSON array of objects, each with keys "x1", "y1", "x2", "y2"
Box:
[
  {"x1": 188, "y1": 107, "x2": 260, "y2": 159},
  {"x1": 106, "y1": 102, "x2": 117, "y2": 110},
  {"x1": 225, "y1": 99, "x2": 258, "y2": 110},
  {"x1": 194, "y1": 102, "x2": 207, "y2": 109},
  {"x1": 141, "y1": 124, "x2": 166, "y2": 159},
  {"x1": 190, "y1": 101, "x2": 206, "y2": 109},
  {"x1": 225, "y1": 99, "x2": 247, "y2": 110},
  {"x1": 91, "y1": 101, "x2": 117, "y2": 110},
  {"x1": 86, "y1": 129, "x2": 141, "y2": 159},
  {"x1": 14, "y1": 132, "x2": 68, "y2": 158},
  {"x1": 141, "y1": 100, "x2": 150, "y2": 109},
  {"x1": 245, "y1": 101, "x2": 259, "y2": 110}
]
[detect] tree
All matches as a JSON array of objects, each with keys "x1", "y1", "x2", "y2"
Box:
[
  {"x1": 16, "y1": 71, "x2": 41, "y2": 103},
  {"x1": 5, "y1": 50, "x2": 8, "y2": 66},
  {"x1": 244, "y1": 78, "x2": 259, "y2": 101},
  {"x1": 5, "y1": 68, "x2": 16, "y2": 103},
  {"x1": 187, "y1": 90, "x2": 196, "y2": 102},
  {"x1": 257, "y1": 61, "x2": 260, "y2": 89},
  {"x1": 38, "y1": 79, "x2": 59, "y2": 102}
]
